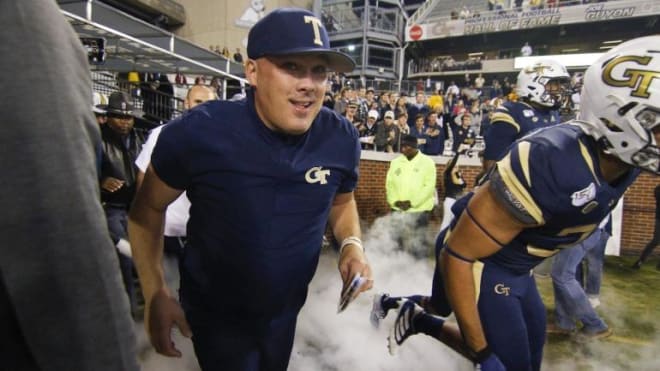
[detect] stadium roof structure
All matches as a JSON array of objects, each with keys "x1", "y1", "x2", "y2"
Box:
[{"x1": 58, "y1": 0, "x2": 247, "y2": 82}]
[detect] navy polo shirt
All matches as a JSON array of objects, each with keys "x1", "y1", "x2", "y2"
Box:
[{"x1": 151, "y1": 90, "x2": 360, "y2": 325}]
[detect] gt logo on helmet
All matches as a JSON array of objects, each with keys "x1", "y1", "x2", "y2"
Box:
[{"x1": 602, "y1": 55, "x2": 660, "y2": 98}]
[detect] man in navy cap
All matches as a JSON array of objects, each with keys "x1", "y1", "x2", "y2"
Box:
[{"x1": 129, "y1": 7, "x2": 372, "y2": 371}]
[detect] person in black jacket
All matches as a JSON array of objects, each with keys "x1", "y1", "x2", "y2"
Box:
[
  {"x1": 632, "y1": 184, "x2": 660, "y2": 270},
  {"x1": 100, "y1": 91, "x2": 146, "y2": 317}
]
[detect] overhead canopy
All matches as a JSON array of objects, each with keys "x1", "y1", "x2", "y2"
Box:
[{"x1": 58, "y1": 0, "x2": 247, "y2": 82}]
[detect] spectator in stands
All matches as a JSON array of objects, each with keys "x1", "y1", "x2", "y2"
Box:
[
  {"x1": 363, "y1": 87, "x2": 377, "y2": 121},
  {"x1": 445, "y1": 81, "x2": 460, "y2": 99},
  {"x1": 394, "y1": 95, "x2": 409, "y2": 119},
  {"x1": 422, "y1": 112, "x2": 445, "y2": 156},
  {"x1": 344, "y1": 99, "x2": 360, "y2": 126},
  {"x1": 221, "y1": 46, "x2": 230, "y2": 59},
  {"x1": 474, "y1": 73, "x2": 485, "y2": 91},
  {"x1": 175, "y1": 68, "x2": 188, "y2": 85},
  {"x1": 407, "y1": 91, "x2": 430, "y2": 128},
  {"x1": 374, "y1": 110, "x2": 399, "y2": 152},
  {"x1": 100, "y1": 91, "x2": 146, "y2": 318},
  {"x1": 394, "y1": 111, "x2": 410, "y2": 152},
  {"x1": 194, "y1": 76, "x2": 206, "y2": 85},
  {"x1": 361, "y1": 109, "x2": 379, "y2": 139},
  {"x1": 521, "y1": 42, "x2": 533, "y2": 56},
  {"x1": 490, "y1": 79, "x2": 503, "y2": 99},
  {"x1": 452, "y1": 113, "x2": 476, "y2": 153},
  {"x1": 427, "y1": 89, "x2": 444, "y2": 115},
  {"x1": 1, "y1": 2, "x2": 140, "y2": 370},
  {"x1": 380, "y1": 91, "x2": 396, "y2": 118},
  {"x1": 233, "y1": 47, "x2": 244, "y2": 63},
  {"x1": 410, "y1": 113, "x2": 427, "y2": 152},
  {"x1": 334, "y1": 86, "x2": 353, "y2": 115},
  {"x1": 386, "y1": 135, "x2": 437, "y2": 226}
]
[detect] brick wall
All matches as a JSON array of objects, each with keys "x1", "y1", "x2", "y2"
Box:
[{"x1": 355, "y1": 155, "x2": 659, "y2": 255}]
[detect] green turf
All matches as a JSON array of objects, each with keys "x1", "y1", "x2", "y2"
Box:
[{"x1": 538, "y1": 255, "x2": 660, "y2": 370}]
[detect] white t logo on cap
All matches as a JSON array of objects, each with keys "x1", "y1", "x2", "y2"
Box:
[{"x1": 304, "y1": 15, "x2": 323, "y2": 46}]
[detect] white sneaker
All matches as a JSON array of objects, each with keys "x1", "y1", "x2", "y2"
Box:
[
  {"x1": 588, "y1": 296, "x2": 601, "y2": 309},
  {"x1": 370, "y1": 293, "x2": 389, "y2": 328}
]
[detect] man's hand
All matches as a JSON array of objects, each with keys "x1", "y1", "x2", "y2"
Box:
[
  {"x1": 338, "y1": 244, "x2": 373, "y2": 296},
  {"x1": 101, "y1": 176, "x2": 125, "y2": 193},
  {"x1": 146, "y1": 288, "x2": 192, "y2": 357},
  {"x1": 394, "y1": 200, "x2": 411, "y2": 211}
]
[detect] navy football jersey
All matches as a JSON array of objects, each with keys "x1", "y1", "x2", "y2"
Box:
[
  {"x1": 483, "y1": 100, "x2": 560, "y2": 161},
  {"x1": 151, "y1": 89, "x2": 360, "y2": 321},
  {"x1": 451, "y1": 123, "x2": 639, "y2": 273}
]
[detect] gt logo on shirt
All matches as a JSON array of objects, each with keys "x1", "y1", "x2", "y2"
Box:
[
  {"x1": 305, "y1": 166, "x2": 330, "y2": 185},
  {"x1": 494, "y1": 284, "x2": 511, "y2": 296}
]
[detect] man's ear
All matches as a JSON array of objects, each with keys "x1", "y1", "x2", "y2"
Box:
[{"x1": 245, "y1": 59, "x2": 257, "y2": 87}]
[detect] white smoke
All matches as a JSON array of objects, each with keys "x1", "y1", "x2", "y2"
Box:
[{"x1": 137, "y1": 213, "x2": 660, "y2": 371}]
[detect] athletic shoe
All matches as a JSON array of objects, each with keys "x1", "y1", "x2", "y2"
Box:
[
  {"x1": 370, "y1": 293, "x2": 389, "y2": 328},
  {"x1": 388, "y1": 299, "x2": 423, "y2": 355},
  {"x1": 546, "y1": 323, "x2": 574, "y2": 336},
  {"x1": 631, "y1": 260, "x2": 642, "y2": 270},
  {"x1": 575, "y1": 326, "x2": 613, "y2": 342},
  {"x1": 588, "y1": 296, "x2": 601, "y2": 309}
]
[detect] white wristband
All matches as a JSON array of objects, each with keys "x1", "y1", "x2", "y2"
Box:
[{"x1": 339, "y1": 236, "x2": 364, "y2": 255}]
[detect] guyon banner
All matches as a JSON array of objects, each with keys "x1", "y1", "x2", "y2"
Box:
[{"x1": 406, "y1": 0, "x2": 659, "y2": 42}]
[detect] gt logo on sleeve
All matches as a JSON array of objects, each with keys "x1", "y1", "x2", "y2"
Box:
[
  {"x1": 602, "y1": 55, "x2": 660, "y2": 98},
  {"x1": 305, "y1": 166, "x2": 330, "y2": 184},
  {"x1": 303, "y1": 15, "x2": 323, "y2": 46}
]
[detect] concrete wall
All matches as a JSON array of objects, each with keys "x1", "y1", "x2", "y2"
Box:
[
  {"x1": 175, "y1": 0, "x2": 313, "y2": 58},
  {"x1": 355, "y1": 152, "x2": 659, "y2": 255}
]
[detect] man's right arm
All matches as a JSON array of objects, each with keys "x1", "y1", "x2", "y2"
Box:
[{"x1": 128, "y1": 164, "x2": 190, "y2": 356}]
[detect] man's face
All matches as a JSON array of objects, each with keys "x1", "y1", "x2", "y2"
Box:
[
  {"x1": 246, "y1": 54, "x2": 328, "y2": 135},
  {"x1": 401, "y1": 144, "x2": 416, "y2": 157},
  {"x1": 462, "y1": 115, "x2": 472, "y2": 127},
  {"x1": 106, "y1": 113, "x2": 134, "y2": 135},
  {"x1": 416, "y1": 93, "x2": 425, "y2": 104},
  {"x1": 185, "y1": 85, "x2": 217, "y2": 109},
  {"x1": 384, "y1": 116, "x2": 394, "y2": 125},
  {"x1": 427, "y1": 113, "x2": 438, "y2": 125}
]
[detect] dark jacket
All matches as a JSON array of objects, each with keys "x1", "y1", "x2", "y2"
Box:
[{"x1": 100, "y1": 125, "x2": 146, "y2": 207}]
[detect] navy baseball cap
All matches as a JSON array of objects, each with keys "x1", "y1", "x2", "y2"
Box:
[{"x1": 247, "y1": 8, "x2": 356, "y2": 73}]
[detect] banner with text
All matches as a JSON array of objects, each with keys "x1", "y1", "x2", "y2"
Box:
[{"x1": 406, "y1": 0, "x2": 660, "y2": 41}]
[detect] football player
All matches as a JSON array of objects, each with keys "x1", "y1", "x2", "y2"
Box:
[
  {"x1": 480, "y1": 59, "x2": 570, "y2": 177},
  {"x1": 372, "y1": 35, "x2": 660, "y2": 371}
]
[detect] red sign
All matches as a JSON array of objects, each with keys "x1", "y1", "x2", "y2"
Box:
[{"x1": 409, "y1": 25, "x2": 423, "y2": 41}]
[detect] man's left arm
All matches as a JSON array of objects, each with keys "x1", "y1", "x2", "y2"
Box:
[{"x1": 328, "y1": 191, "x2": 373, "y2": 292}]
